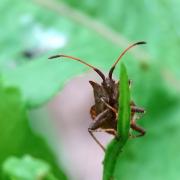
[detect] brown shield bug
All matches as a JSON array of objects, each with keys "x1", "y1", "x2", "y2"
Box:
[{"x1": 49, "y1": 41, "x2": 146, "y2": 151}]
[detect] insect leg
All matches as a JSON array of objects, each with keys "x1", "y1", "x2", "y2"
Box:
[
  {"x1": 93, "y1": 128, "x2": 117, "y2": 136},
  {"x1": 88, "y1": 128, "x2": 117, "y2": 152},
  {"x1": 130, "y1": 101, "x2": 145, "y2": 114},
  {"x1": 88, "y1": 129, "x2": 105, "y2": 151},
  {"x1": 100, "y1": 98, "x2": 118, "y2": 117},
  {"x1": 88, "y1": 109, "x2": 110, "y2": 151},
  {"x1": 130, "y1": 115, "x2": 146, "y2": 137},
  {"x1": 131, "y1": 106, "x2": 145, "y2": 113}
]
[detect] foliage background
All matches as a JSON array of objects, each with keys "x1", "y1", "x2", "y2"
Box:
[{"x1": 0, "y1": 0, "x2": 180, "y2": 179}]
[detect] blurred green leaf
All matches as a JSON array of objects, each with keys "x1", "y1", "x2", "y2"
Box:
[
  {"x1": 3, "y1": 155, "x2": 57, "y2": 180},
  {"x1": 1, "y1": 0, "x2": 120, "y2": 107},
  {"x1": 3, "y1": 58, "x2": 87, "y2": 108},
  {"x1": 1, "y1": 0, "x2": 134, "y2": 108},
  {"x1": 0, "y1": 79, "x2": 67, "y2": 179},
  {"x1": 103, "y1": 63, "x2": 130, "y2": 180},
  {"x1": 59, "y1": 0, "x2": 180, "y2": 73}
]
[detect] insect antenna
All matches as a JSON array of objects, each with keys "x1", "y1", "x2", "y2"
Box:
[
  {"x1": 49, "y1": 54, "x2": 106, "y2": 81},
  {"x1": 108, "y1": 41, "x2": 146, "y2": 79}
]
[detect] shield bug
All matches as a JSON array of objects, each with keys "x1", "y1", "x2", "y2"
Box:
[{"x1": 49, "y1": 41, "x2": 146, "y2": 151}]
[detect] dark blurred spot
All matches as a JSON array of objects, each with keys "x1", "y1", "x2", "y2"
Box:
[
  {"x1": 22, "y1": 50, "x2": 36, "y2": 59},
  {"x1": 140, "y1": 61, "x2": 149, "y2": 71}
]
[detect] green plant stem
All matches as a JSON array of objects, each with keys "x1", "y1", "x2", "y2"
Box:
[{"x1": 103, "y1": 63, "x2": 130, "y2": 180}]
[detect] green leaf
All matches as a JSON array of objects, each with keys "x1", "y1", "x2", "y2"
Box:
[
  {"x1": 118, "y1": 63, "x2": 131, "y2": 142},
  {"x1": 0, "y1": 79, "x2": 67, "y2": 179},
  {"x1": 2, "y1": 155, "x2": 57, "y2": 180},
  {"x1": 103, "y1": 63, "x2": 131, "y2": 180}
]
